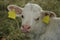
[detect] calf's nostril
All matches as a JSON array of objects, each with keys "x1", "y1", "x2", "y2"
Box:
[
  {"x1": 22, "y1": 25, "x2": 24, "y2": 28},
  {"x1": 27, "y1": 26, "x2": 31, "y2": 29}
]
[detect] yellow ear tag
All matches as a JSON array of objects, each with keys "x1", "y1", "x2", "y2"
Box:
[
  {"x1": 42, "y1": 15, "x2": 50, "y2": 24},
  {"x1": 8, "y1": 9, "x2": 16, "y2": 19}
]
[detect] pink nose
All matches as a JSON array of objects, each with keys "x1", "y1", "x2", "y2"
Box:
[{"x1": 21, "y1": 25, "x2": 31, "y2": 32}]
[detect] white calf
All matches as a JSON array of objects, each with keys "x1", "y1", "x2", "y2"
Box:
[{"x1": 7, "y1": 3, "x2": 60, "y2": 40}]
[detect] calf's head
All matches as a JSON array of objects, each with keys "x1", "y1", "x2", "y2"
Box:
[
  {"x1": 7, "y1": 3, "x2": 43, "y2": 33},
  {"x1": 7, "y1": 3, "x2": 56, "y2": 33}
]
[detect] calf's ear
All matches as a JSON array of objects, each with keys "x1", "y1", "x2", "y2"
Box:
[
  {"x1": 41, "y1": 11, "x2": 56, "y2": 18},
  {"x1": 7, "y1": 5, "x2": 23, "y2": 17},
  {"x1": 41, "y1": 11, "x2": 56, "y2": 24}
]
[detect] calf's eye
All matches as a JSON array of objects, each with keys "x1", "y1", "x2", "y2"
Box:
[
  {"x1": 21, "y1": 15, "x2": 24, "y2": 18},
  {"x1": 35, "y1": 17, "x2": 39, "y2": 21}
]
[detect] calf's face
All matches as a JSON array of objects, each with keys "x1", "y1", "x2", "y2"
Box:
[
  {"x1": 7, "y1": 3, "x2": 43, "y2": 33},
  {"x1": 7, "y1": 3, "x2": 56, "y2": 33}
]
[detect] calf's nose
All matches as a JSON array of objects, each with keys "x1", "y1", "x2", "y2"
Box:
[{"x1": 21, "y1": 25, "x2": 31, "y2": 32}]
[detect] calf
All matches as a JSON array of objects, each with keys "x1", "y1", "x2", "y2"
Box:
[{"x1": 7, "y1": 3, "x2": 60, "y2": 40}]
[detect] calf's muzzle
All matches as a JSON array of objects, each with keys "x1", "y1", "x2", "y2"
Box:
[{"x1": 21, "y1": 25, "x2": 31, "y2": 32}]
